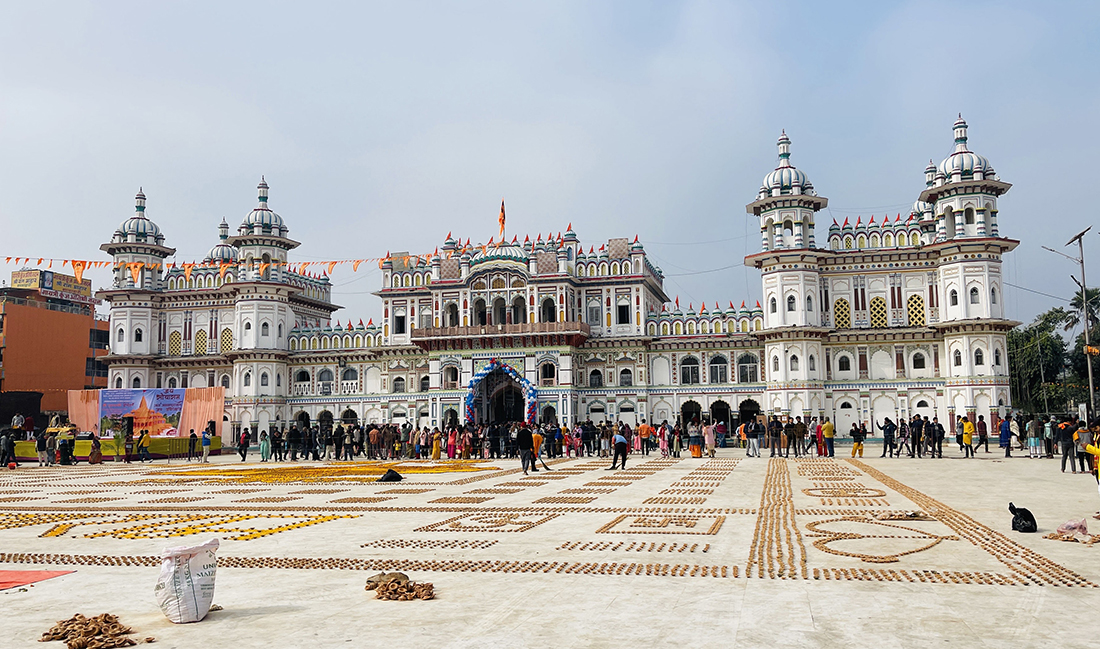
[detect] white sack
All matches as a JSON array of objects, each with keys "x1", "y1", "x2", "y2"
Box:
[{"x1": 154, "y1": 537, "x2": 220, "y2": 623}]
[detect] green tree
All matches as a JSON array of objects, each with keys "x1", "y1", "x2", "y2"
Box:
[
  {"x1": 1008, "y1": 307, "x2": 1070, "y2": 414},
  {"x1": 1063, "y1": 286, "x2": 1100, "y2": 332}
]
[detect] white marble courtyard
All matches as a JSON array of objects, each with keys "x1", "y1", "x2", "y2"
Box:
[{"x1": 2, "y1": 449, "x2": 1098, "y2": 648}]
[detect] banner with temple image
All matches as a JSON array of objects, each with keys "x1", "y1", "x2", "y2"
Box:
[{"x1": 98, "y1": 389, "x2": 186, "y2": 437}]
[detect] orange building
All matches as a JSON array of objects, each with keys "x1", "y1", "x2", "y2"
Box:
[{"x1": 0, "y1": 270, "x2": 109, "y2": 413}]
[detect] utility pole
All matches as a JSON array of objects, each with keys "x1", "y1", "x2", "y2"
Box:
[
  {"x1": 1067, "y1": 227, "x2": 1094, "y2": 419},
  {"x1": 1044, "y1": 226, "x2": 1095, "y2": 419}
]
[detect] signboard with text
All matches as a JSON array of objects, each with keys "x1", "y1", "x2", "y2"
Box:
[{"x1": 98, "y1": 389, "x2": 186, "y2": 437}]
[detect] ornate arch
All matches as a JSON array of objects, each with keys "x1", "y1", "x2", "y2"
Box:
[{"x1": 464, "y1": 358, "x2": 538, "y2": 425}]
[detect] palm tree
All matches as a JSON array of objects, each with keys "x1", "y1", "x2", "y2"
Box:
[{"x1": 1063, "y1": 287, "x2": 1100, "y2": 332}]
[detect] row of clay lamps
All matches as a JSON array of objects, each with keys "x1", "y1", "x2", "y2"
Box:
[{"x1": 361, "y1": 539, "x2": 498, "y2": 550}]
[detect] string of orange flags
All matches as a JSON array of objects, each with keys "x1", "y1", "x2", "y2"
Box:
[{"x1": 0, "y1": 237, "x2": 551, "y2": 285}]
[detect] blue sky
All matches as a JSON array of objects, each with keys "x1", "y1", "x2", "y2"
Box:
[{"x1": 1, "y1": 1, "x2": 1097, "y2": 327}]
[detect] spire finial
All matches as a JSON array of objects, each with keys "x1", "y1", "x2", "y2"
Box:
[
  {"x1": 135, "y1": 188, "x2": 146, "y2": 213},
  {"x1": 953, "y1": 114, "x2": 969, "y2": 152},
  {"x1": 777, "y1": 130, "x2": 792, "y2": 166},
  {"x1": 257, "y1": 176, "x2": 269, "y2": 203}
]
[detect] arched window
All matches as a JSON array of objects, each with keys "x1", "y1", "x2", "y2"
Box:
[
  {"x1": 244, "y1": 322, "x2": 251, "y2": 332},
  {"x1": 994, "y1": 349, "x2": 1002, "y2": 366},
  {"x1": 990, "y1": 287, "x2": 998, "y2": 305},
  {"x1": 964, "y1": 207, "x2": 975, "y2": 224},
  {"x1": 679, "y1": 357, "x2": 700, "y2": 384},
  {"x1": 117, "y1": 328, "x2": 125, "y2": 343},
  {"x1": 974, "y1": 349, "x2": 984, "y2": 365},
  {"x1": 134, "y1": 328, "x2": 143, "y2": 343},
  {"x1": 589, "y1": 370, "x2": 603, "y2": 387},
  {"x1": 261, "y1": 322, "x2": 269, "y2": 336},
  {"x1": 789, "y1": 355, "x2": 799, "y2": 371},
  {"x1": 838, "y1": 355, "x2": 851, "y2": 372},
  {"x1": 970, "y1": 287, "x2": 980, "y2": 305},
  {"x1": 772, "y1": 356, "x2": 780, "y2": 372},
  {"x1": 392, "y1": 377, "x2": 406, "y2": 393},
  {"x1": 444, "y1": 366, "x2": 459, "y2": 389},
  {"x1": 770, "y1": 297, "x2": 777, "y2": 313},
  {"x1": 953, "y1": 350, "x2": 963, "y2": 366},
  {"x1": 806, "y1": 295, "x2": 813, "y2": 312},
  {"x1": 473, "y1": 299, "x2": 487, "y2": 326},
  {"x1": 541, "y1": 363, "x2": 556, "y2": 386},
  {"x1": 317, "y1": 369, "x2": 334, "y2": 382},
  {"x1": 295, "y1": 370, "x2": 310, "y2": 382},
  {"x1": 132, "y1": 376, "x2": 141, "y2": 388},
  {"x1": 277, "y1": 323, "x2": 283, "y2": 338},
  {"x1": 541, "y1": 298, "x2": 556, "y2": 323},
  {"x1": 446, "y1": 303, "x2": 460, "y2": 327},
  {"x1": 221, "y1": 375, "x2": 230, "y2": 389},
  {"x1": 115, "y1": 377, "x2": 123, "y2": 388},
  {"x1": 786, "y1": 295, "x2": 796, "y2": 312},
  {"x1": 737, "y1": 354, "x2": 758, "y2": 383},
  {"x1": 709, "y1": 355, "x2": 728, "y2": 383},
  {"x1": 167, "y1": 377, "x2": 177, "y2": 389},
  {"x1": 243, "y1": 373, "x2": 251, "y2": 387},
  {"x1": 260, "y1": 372, "x2": 269, "y2": 387},
  {"x1": 808, "y1": 355, "x2": 816, "y2": 371},
  {"x1": 619, "y1": 368, "x2": 633, "y2": 386},
  {"x1": 342, "y1": 368, "x2": 358, "y2": 381},
  {"x1": 912, "y1": 352, "x2": 926, "y2": 369},
  {"x1": 276, "y1": 374, "x2": 281, "y2": 387},
  {"x1": 420, "y1": 375, "x2": 430, "y2": 392},
  {"x1": 949, "y1": 290, "x2": 958, "y2": 306}
]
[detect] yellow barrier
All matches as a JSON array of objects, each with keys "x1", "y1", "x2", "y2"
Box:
[{"x1": 12, "y1": 436, "x2": 223, "y2": 463}]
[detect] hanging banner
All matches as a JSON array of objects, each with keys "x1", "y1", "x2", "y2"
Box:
[{"x1": 98, "y1": 389, "x2": 186, "y2": 437}]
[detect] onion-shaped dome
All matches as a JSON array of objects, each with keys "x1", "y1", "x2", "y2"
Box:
[
  {"x1": 240, "y1": 177, "x2": 289, "y2": 236},
  {"x1": 470, "y1": 242, "x2": 529, "y2": 267},
  {"x1": 937, "y1": 115, "x2": 995, "y2": 181},
  {"x1": 759, "y1": 131, "x2": 816, "y2": 199},
  {"x1": 910, "y1": 199, "x2": 933, "y2": 221},
  {"x1": 115, "y1": 189, "x2": 165, "y2": 245},
  {"x1": 205, "y1": 219, "x2": 239, "y2": 262}
]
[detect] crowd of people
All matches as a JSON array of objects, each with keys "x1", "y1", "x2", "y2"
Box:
[{"x1": 234, "y1": 417, "x2": 723, "y2": 467}]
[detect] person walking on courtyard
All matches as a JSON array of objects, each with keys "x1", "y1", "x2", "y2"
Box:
[
  {"x1": 878, "y1": 417, "x2": 897, "y2": 458},
  {"x1": 259, "y1": 430, "x2": 271, "y2": 461},
  {"x1": 850, "y1": 423, "x2": 865, "y2": 458},
  {"x1": 45, "y1": 432, "x2": 56, "y2": 466},
  {"x1": 638, "y1": 419, "x2": 652, "y2": 456},
  {"x1": 747, "y1": 418, "x2": 762, "y2": 458},
  {"x1": 768, "y1": 416, "x2": 782, "y2": 458},
  {"x1": 238, "y1": 428, "x2": 249, "y2": 462},
  {"x1": 821, "y1": 417, "x2": 834, "y2": 458},
  {"x1": 272, "y1": 428, "x2": 284, "y2": 462},
  {"x1": 136, "y1": 429, "x2": 152, "y2": 463},
  {"x1": 201, "y1": 424, "x2": 212, "y2": 463},
  {"x1": 608, "y1": 429, "x2": 629, "y2": 470},
  {"x1": 431, "y1": 427, "x2": 442, "y2": 461},
  {"x1": 975, "y1": 415, "x2": 989, "y2": 453},
  {"x1": 1044, "y1": 415, "x2": 1056, "y2": 459},
  {"x1": 517, "y1": 426, "x2": 535, "y2": 475},
  {"x1": 1075, "y1": 422, "x2": 1093, "y2": 474},
  {"x1": 187, "y1": 429, "x2": 198, "y2": 462},
  {"x1": 1026, "y1": 417, "x2": 1042, "y2": 458},
  {"x1": 0, "y1": 430, "x2": 15, "y2": 467},
  {"x1": 35, "y1": 430, "x2": 48, "y2": 466},
  {"x1": 1060, "y1": 418, "x2": 1078, "y2": 473},
  {"x1": 659, "y1": 423, "x2": 669, "y2": 457},
  {"x1": 703, "y1": 419, "x2": 716, "y2": 458},
  {"x1": 962, "y1": 416, "x2": 975, "y2": 458},
  {"x1": 287, "y1": 425, "x2": 300, "y2": 461},
  {"x1": 999, "y1": 414, "x2": 1016, "y2": 458}
]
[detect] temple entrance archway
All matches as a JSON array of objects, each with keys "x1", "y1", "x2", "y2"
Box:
[
  {"x1": 738, "y1": 398, "x2": 760, "y2": 426},
  {"x1": 465, "y1": 360, "x2": 536, "y2": 425},
  {"x1": 680, "y1": 400, "x2": 702, "y2": 426}
]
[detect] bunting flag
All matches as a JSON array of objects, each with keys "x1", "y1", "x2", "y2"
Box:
[
  {"x1": 127, "y1": 262, "x2": 144, "y2": 285},
  {"x1": 71, "y1": 261, "x2": 86, "y2": 284},
  {"x1": 182, "y1": 263, "x2": 194, "y2": 281},
  {"x1": 218, "y1": 263, "x2": 230, "y2": 279},
  {"x1": 259, "y1": 262, "x2": 270, "y2": 276},
  {"x1": 498, "y1": 199, "x2": 506, "y2": 239}
]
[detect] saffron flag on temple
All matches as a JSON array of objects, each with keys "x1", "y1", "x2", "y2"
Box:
[{"x1": 499, "y1": 199, "x2": 506, "y2": 239}]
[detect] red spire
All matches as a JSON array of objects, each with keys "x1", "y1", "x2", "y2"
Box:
[
  {"x1": 730, "y1": 301, "x2": 735, "y2": 309},
  {"x1": 567, "y1": 222, "x2": 572, "y2": 231},
  {"x1": 589, "y1": 246, "x2": 594, "y2": 253},
  {"x1": 446, "y1": 231, "x2": 452, "y2": 240},
  {"x1": 335, "y1": 320, "x2": 340, "y2": 328},
  {"x1": 842, "y1": 217, "x2": 849, "y2": 227},
  {"x1": 433, "y1": 246, "x2": 439, "y2": 256},
  {"x1": 367, "y1": 318, "x2": 373, "y2": 326},
  {"x1": 633, "y1": 234, "x2": 639, "y2": 243},
  {"x1": 832, "y1": 218, "x2": 838, "y2": 225},
  {"x1": 856, "y1": 216, "x2": 862, "y2": 226},
  {"x1": 675, "y1": 296, "x2": 679, "y2": 309},
  {"x1": 512, "y1": 235, "x2": 518, "y2": 243},
  {"x1": 755, "y1": 300, "x2": 761, "y2": 308},
  {"x1": 740, "y1": 300, "x2": 746, "y2": 308},
  {"x1": 524, "y1": 234, "x2": 530, "y2": 243},
  {"x1": 599, "y1": 244, "x2": 606, "y2": 251},
  {"x1": 358, "y1": 319, "x2": 363, "y2": 326},
  {"x1": 869, "y1": 215, "x2": 876, "y2": 224}
]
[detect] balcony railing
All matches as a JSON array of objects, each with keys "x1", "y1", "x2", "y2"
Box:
[
  {"x1": 411, "y1": 321, "x2": 591, "y2": 340},
  {"x1": 340, "y1": 380, "x2": 359, "y2": 395},
  {"x1": 292, "y1": 383, "x2": 312, "y2": 396}
]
